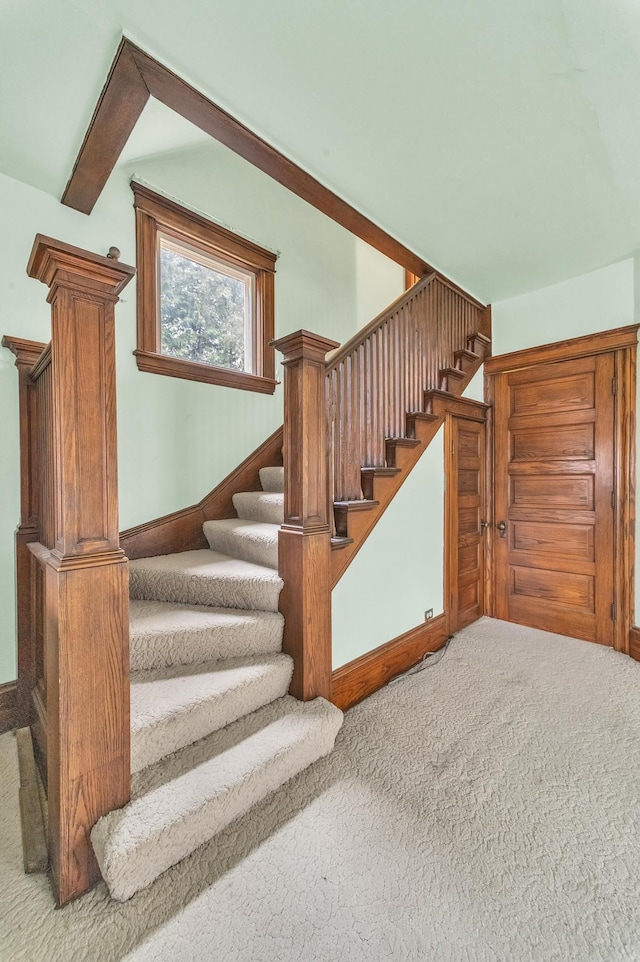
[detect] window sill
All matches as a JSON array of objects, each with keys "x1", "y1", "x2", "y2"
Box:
[{"x1": 133, "y1": 351, "x2": 279, "y2": 394}]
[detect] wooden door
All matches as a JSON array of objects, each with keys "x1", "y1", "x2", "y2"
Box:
[
  {"x1": 493, "y1": 353, "x2": 615, "y2": 644},
  {"x1": 447, "y1": 416, "x2": 487, "y2": 631}
]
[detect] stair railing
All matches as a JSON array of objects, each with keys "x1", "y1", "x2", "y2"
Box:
[
  {"x1": 326, "y1": 273, "x2": 484, "y2": 502},
  {"x1": 3, "y1": 235, "x2": 134, "y2": 906},
  {"x1": 274, "y1": 273, "x2": 486, "y2": 703}
]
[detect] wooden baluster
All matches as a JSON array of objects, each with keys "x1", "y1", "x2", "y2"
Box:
[
  {"x1": 272, "y1": 330, "x2": 338, "y2": 700},
  {"x1": 397, "y1": 307, "x2": 403, "y2": 421},
  {"x1": 345, "y1": 355, "x2": 354, "y2": 494},
  {"x1": 416, "y1": 290, "x2": 422, "y2": 392},
  {"x1": 425, "y1": 285, "x2": 433, "y2": 390},
  {"x1": 364, "y1": 338, "x2": 372, "y2": 467},
  {"x1": 26, "y1": 235, "x2": 135, "y2": 906}
]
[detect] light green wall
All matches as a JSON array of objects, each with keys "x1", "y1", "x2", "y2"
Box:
[
  {"x1": 492, "y1": 258, "x2": 635, "y2": 356},
  {"x1": 332, "y1": 429, "x2": 445, "y2": 669},
  {"x1": 4, "y1": 1, "x2": 640, "y2": 308},
  {"x1": 462, "y1": 367, "x2": 484, "y2": 402},
  {"x1": 0, "y1": 149, "x2": 403, "y2": 684},
  {"x1": 491, "y1": 256, "x2": 638, "y2": 621},
  {"x1": 128, "y1": 140, "x2": 403, "y2": 344}
]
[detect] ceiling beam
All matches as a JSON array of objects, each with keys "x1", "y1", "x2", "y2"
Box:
[
  {"x1": 61, "y1": 39, "x2": 150, "y2": 213},
  {"x1": 61, "y1": 38, "x2": 437, "y2": 277},
  {"x1": 61, "y1": 37, "x2": 485, "y2": 308}
]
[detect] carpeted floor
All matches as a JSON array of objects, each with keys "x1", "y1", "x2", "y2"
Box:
[{"x1": 1, "y1": 617, "x2": 639, "y2": 962}]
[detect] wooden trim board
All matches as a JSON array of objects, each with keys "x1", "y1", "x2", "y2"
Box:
[
  {"x1": 484, "y1": 325, "x2": 639, "y2": 375},
  {"x1": 0, "y1": 681, "x2": 19, "y2": 734},
  {"x1": 331, "y1": 614, "x2": 449, "y2": 711},
  {"x1": 16, "y1": 727, "x2": 48, "y2": 874},
  {"x1": 629, "y1": 626, "x2": 640, "y2": 662}
]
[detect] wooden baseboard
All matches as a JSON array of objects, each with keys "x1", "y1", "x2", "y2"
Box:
[
  {"x1": 331, "y1": 613, "x2": 449, "y2": 711},
  {"x1": 16, "y1": 727, "x2": 48, "y2": 873},
  {"x1": 0, "y1": 681, "x2": 19, "y2": 734},
  {"x1": 120, "y1": 426, "x2": 283, "y2": 560},
  {"x1": 629, "y1": 626, "x2": 640, "y2": 662}
]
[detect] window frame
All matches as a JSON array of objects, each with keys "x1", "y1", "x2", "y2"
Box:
[{"x1": 131, "y1": 182, "x2": 277, "y2": 393}]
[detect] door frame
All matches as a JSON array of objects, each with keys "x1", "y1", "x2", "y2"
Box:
[
  {"x1": 484, "y1": 324, "x2": 638, "y2": 653},
  {"x1": 444, "y1": 397, "x2": 490, "y2": 636}
]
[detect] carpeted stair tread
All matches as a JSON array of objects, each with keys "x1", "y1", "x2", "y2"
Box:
[
  {"x1": 92, "y1": 695, "x2": 344, "y2": 901},
  {"x1": 232, "y1": 491, "x2": 284, "y2": 524},
  {"x1": 129, "y1": 550, "x2": 283, "y2": 612},
  {"x1": 130, "y1": 654, "x2": 293, "y2": 774},
  {"x1": 129, "y1": 600, "x2": 283, "y2": 671},
  {"x1": 203, "y1": 518, "x2": 279, "y2": 570},
  {"x1": 258, "y1": 466, "x2": 284, "y2": 492}
]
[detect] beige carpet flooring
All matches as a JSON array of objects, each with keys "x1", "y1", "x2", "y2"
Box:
[{"x1": 1, "y1": 617, "x2": 639, "y2": 962}]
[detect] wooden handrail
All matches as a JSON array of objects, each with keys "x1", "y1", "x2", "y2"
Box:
[
  {"x1": 29, "y1": 342, "x2": 52, "y2": 381},
  {"x1": 325, "y1": 273, "x2": 437, "y2": 372},
  {"x1": 326, "y1": 275, "x2": 485, "y2": 502},
  {"x1": 325, "y1": 273, "x2": 485, "y2": 374}
]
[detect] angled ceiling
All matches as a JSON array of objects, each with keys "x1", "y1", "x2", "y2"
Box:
[{"x1": 2, "y1": 0, "x2": 640, "y2": 302}]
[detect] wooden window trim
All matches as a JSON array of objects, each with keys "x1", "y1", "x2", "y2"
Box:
[{"x1": 132, "y1": 182, "x2": 277, "y2": 393}]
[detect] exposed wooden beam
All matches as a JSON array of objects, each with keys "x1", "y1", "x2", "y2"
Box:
[
  {"x1": 62, "y1": 38, "x2": 432, "y2": 275},
  {"x1": 61, "y1": 39, "x2": 150, "y2": 214}
]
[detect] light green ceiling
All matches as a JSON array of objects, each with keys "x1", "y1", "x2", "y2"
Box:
[{"x1": 1, "y1": 0, "x2": 639, "y2": 302}]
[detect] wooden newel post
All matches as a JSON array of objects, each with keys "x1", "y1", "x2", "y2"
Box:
[
  {"x1": 26, "y1": 235, "x2": 135, "y2": 906},
  {"x1": 1, "y1": 336, "x2": 45, "y2": 727},
  {"x1": 272, "y1": 330, "x2": 338, "y2": 701}
]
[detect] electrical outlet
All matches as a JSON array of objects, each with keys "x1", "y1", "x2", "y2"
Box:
[{"x1": 425, "y1": 609, "x2": 433, "y2": 620}]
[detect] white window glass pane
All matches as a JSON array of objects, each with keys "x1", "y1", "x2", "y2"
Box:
[{"x1": 159, "y1": 241, "x2": 252, "y2": 371}]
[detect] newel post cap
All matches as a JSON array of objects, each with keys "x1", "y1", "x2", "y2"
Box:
[
  {"x1": 27, "y1": 234, "x2": 136, "y2": 296},
  {"x1": 271, "y1": 329, "x2": 339, "y2": 364}
]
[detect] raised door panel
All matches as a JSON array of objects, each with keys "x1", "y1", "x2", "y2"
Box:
[
  {"x1": 510, "y1": 423, "x2": 594, "y2": 462},
  {"x1": 510, "y1": 369, "x2": 595, "y2": 417}
]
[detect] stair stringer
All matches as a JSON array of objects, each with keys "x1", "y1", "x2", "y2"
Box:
[{"x1": 330, "y1": 333, "x2": 490, "y2": 587}]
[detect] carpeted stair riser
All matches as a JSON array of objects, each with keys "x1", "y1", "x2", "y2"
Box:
[
  {"x1": 258, "y1": 466, "x2": 284, "y2": 492},
  {"x1": 92, "y1": 696, "x2": 344, "y2": 901},
  {"x1": 129, "y1": 550, "x2": 283, "y2": 612},
  {"x1": 129, "y1": 600, "x2": 284, "y2": 671},
  {"x1": 130, "y1": 654, "x2": 293, "y2": 773},
  {"x1": 202, "y1": 519, "x2": 279, "y2": 570},
  {"x1": 111, "y1": 465, "x2": 344, "y2": 902},
  {"x1": 232, "y1": 491, "x2": 284, "y2": 524}
]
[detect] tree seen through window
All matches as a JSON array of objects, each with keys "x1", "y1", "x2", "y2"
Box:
[{"x1": 159, "y1": 243, "x2": 250, "y2": 371}]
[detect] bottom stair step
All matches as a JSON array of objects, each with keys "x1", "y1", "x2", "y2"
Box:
[{"x1": 92, "y1": 696, "x2": 344, "y2": 901}]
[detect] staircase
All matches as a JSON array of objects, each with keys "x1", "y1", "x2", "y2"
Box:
[
  {"x1": 328, "y1": 329, "x2": 491, "y2": 583},
  {"x1": 90, "y1": 311, "x2": 488, "y2": 900},
  {"x1": 5, "y1": 236, "x2": 489, "y2": 907},
  {"x1": 91, "y1": 466, "x2": 343, "y2": 901}
]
